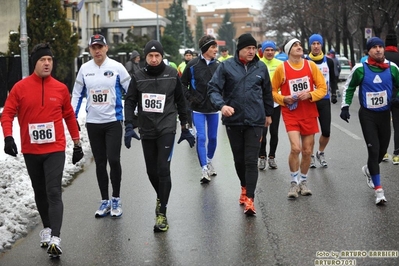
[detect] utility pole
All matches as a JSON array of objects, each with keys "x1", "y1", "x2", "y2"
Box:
[{"x1": 19, "y1": 0, "x2": 29, "y2": 78}]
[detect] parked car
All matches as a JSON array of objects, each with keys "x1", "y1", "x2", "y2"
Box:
[{"x1": 338, "y1": 56, "x2": 352, "y2": 81}]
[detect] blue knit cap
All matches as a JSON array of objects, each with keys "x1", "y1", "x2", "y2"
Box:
[
  {"x1": 262, "y1": 41, "x2": 277, "y2": 52},
  {"x1": 309, "y1": 34, "x2": 323, "y2": 46},
  {"x1": 366, "y1": 37, "x2": 385, "y2": 51}
]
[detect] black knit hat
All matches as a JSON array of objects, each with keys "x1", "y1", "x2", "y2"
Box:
[
  {"x1": 236, "y1": 33, "x2": 257, "y2": 51},
  {"x1": 144, "y1": 40, "x2": 164, "y2": 57},
  {"x1": 30, "y1": 43, "x2": 53, "y2": 68},
  {"x1": 385, "y1": 30, "x2": 398, "y2": 47}
]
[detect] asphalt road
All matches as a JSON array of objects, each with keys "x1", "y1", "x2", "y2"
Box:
[{"x1": 1, "y1": 84, "x2": 399, "y2": 266}]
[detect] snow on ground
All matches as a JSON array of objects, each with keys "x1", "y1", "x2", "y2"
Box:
[{"x1": 0, "y1": 100, "x2": 91, "y2": 253}]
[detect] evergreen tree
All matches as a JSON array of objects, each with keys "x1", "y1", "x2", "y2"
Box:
[
  {"x1": 195, "y1": 16, "x2": 204, "y2": 51},
  {"x1": 8, "y1": 0, "x2": 78, "y2": 84},
  {"x1": 163, "y1": 0, "x2": 194, "y2": 50},
  {"x1": 217, "y1": 11, "x2": 236, "y2": 54}
]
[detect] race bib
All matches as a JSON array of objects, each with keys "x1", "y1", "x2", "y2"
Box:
[
  {"x1": 288, "y1": 76, "x2": 310, "y2": 95},
  {"x1": 142, "y1": 93, "x2": 166, "y2": 113},
  {"x1": 366, "y1": 90, "x2": 387, "y2": 109},
  {"x1": 89, "y1": 88, "x2": 111, "y2": 105},
  {"x1": 28, "y1": 122, "x2": 55, "y2": 144}
]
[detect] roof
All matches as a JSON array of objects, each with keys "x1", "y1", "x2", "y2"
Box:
[{"x1": 119, "y1": 1, "x2": 165, "y2": 20}]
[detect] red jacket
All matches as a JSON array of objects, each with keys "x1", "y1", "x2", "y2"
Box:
[{"x1": 1, "y1": 73, "x2": 80, "y2": 154}]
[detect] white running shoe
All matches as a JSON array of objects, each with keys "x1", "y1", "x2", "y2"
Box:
[
  {"x1": 207, "y1": 162, "x2": 217, "y2": 176},
  {"x1": 200, "y1": 168, "x2": 211, "y2": 184},
  {"x1": 110, "y1": 197, "x2": 123, "y2": 218},
  {"x1": 258, "y1": 157, "x2": 266, "y2": 170},
  {"x1": 39, "y1": 227, "x2": 51, "y2": 248},
  {"x1": 47, "y1": 236, "x2": 62, "y2": 258},
  {"x1": 316, "y1": 151, "x2": 328, "y2": 168},
  {"x1": 362, "y1": 165, "x2": 374, "y2": 189},
  {"x1": 95, "y1": 199, "x2": 111, "y2": 218},
  {"x1": 268, "y1": 157, "x2": 278, "y2": 169},
  {"x1": 310, "y1": 154, "x2": 316, "y2": 168},
  {"x1": 375, "y1": 188, "x2": 387, "y2": 205}
]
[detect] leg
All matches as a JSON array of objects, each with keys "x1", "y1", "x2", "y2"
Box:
[
  {"x1": 43, "y1": 152, "x2": 65, "y2": 237},
  {"x1": 156, "y1": 133, "x2": 175, "y2": 215},
  {"x1": 86, "y1": 123, "x2": 109, "y2": 200},
  {"x1": 105, "y1": 121, "x2": 123, "y2": 198},
  {"x1": 243, "y1": 126, "x2": 262, "y2": 199},
  {"x1": 24, "y1": 154, "x2": 50, "y2": 228},
  {"x1": 192, "y1": 112, "x2": 208, "y2": 168},
  {"x1": 225, "y1": 126, "x2": 246, "y2": 187}
]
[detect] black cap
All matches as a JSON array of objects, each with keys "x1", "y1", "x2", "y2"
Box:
[
  {"x1": 144, "y1": 40, "x2": 164, "y2": 57},
  {"x1": 236, "y1": 33, "x2": 257, "y2": 51},
  {"x1": 31, "y1": 43, "x2": 53, "y2": 68},
  {"x1": 220, "y1": 47, "x2": 228, "y2": 52},
  {"x1": 184, "y1": 50, "x2": 193, "y2": 55},
  {"x1": 89, "y1": 34, "x2": 107, "y2": 46}
]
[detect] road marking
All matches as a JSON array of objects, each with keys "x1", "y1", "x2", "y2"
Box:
[{"x1": 332, "y1": 122, "x2": 363, "y2": 140}]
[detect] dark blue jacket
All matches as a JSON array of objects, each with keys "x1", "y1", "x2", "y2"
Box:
[{"x1": 207, "y1": 53, "x2": 274, "y2": 126}]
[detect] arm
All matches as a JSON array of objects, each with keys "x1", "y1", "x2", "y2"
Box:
[
  {"x1": 309, "y1": 61, "x2": 328, "y2": 102},
  {"x1": 341, "y1": 64, "x2": 364, "y2": 108},
  {"x1": 174, "y1": 75, "x2": 188, "y2": 126},
  {"x1": 71, "y1": 67, "x2": 86, "y2": 119},
  {"x1": 262, "y1": 68, "x2": 274, "y2": 117},
  {"x1": 62, "y1": 87, "x2": 80, "y2": 143},
  {"x1": 124, "y1": 76, "x2": 138, "y2": 126},
  {"x1": 271, "y1": 64, "x2": 286, "y2": 106},
  {"x1": 327, "y1": 58, "x2": 338, "y2": 96},
  {"x1": 1, "y1": 84, "x2": 19, "y2": 138},
  {"x1": 207, "y1": 63, "x2": 227, "y2": 110}
]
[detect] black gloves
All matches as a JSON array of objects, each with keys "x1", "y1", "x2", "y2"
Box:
[
  {"x1": 391, "y1": 96, "x2": 399, "y2": 109},
  {"x1": 331, "y1": 94, "x2": 337, "y2": 104},
  {"x1": 4, "y1": 136, "x2": 18, "y2": 157},
  {"x1": 72, "y1": 142, "x2": 84, "y2": 164},
  {"x1": 124, "y1": 124, "x2": 140, "y2": 149},
  {"x1": 177, "y1": 129, "x2": 195, "y2": 148},
  {"x1": 340, "y1": 106, "x2": 350, "y2": 123}
]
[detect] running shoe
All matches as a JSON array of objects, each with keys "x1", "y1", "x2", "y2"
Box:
[
  {"x1": 244, "y1": 197, "x2": 256, "y2": 215},
  {"x1": 287, "y1": 182, "x2": 299, "y2": 199},
  {"x1": 299, "y1": 180, "x2": 312, "y2": 196},
  {"x1": 207, "y1": 162, "x2": 217, "y2": 176},
  {"x1": 95, "y1": 199, "x2": 111, "y2": 218},
  {"x1": 268, "y1": 157, "x2": 278, "y2": 169},
  {"x1": 392, "y1": 155, "x2": 399, "y2": 165},
  {"x1": 110, "y1": 197, "x2": 123, "y2": 218},
  {"x1": 39, "y1": 227, "x2": 51, "y2": 248},
  {"x1": 362, "y1": 165, "x2": 374, "y2": 189},
  {"x1": 47, "y1": 236, "x2": 62, "y2": 258},
  {"x1": 154, "y1": 213, "x2": 169, "y2": 232},
  {"x1": 310, "y1": 154, "x2": 316, "y2": 168},
  {"x1": 258, "y1": 156, "x2": 266, "y2": 170},
  {"x1": 316, "y1": 151, "x2": 328, "y2": 168},
  {"x1": 382, "y1": 153, "x2": 389, "y2": 162},
  {"x1": 239, "y1": 186, "x2": 247, "y2": 205},
  {"x1": 200, "y1": 168, "x2": 211, "y2": 184},
  {"x1": 375, "y1": 188, "x2": 387, "y2": 205},
  {"x1": 155, "y1": 198, "x2": 161, "y2": 216}
]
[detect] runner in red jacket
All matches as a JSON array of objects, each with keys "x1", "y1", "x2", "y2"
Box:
[{"x1": 1, "y1": 43, "x2": 83, "y2": 258}]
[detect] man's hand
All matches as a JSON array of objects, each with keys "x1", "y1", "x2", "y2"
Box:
[
  {"x1": 4, "y1": 136, "x2": 18, "y2": 157},
  {"x1": 331, "y1": 94, "x2": 338, "y2": 104},
  {"x1": 177, "y1": 129, "x2": 195, "y2": 148},
  {"x1": 72, "y1": 142, "x2": 84, "y2": 164},
  {"x1": 124, "y1": 124, "x2": 140, "y2": 149},
  {"x1": 340, "y1": 106, "x2": 350, "y2": 123},
  {"x1": 221, "y1": 105, "x2": 235, "y2": 117}
]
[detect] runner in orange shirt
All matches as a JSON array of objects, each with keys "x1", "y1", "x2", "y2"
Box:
[{"x1": 271, "y1": 38, "x2": 327, "y2": 199}]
